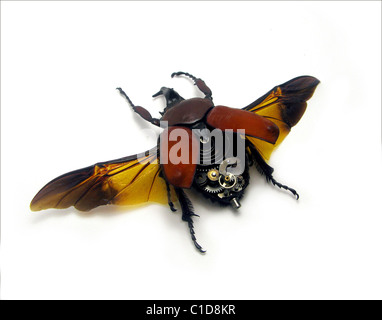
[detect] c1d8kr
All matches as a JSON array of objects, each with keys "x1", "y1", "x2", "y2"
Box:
[{"x1": 190, "y1": 304, "x2": 235, "y2": 315}]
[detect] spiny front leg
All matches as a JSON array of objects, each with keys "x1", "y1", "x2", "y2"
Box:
[
  {"x1": 116, "y1": 87, "x2": 160, "y2": 126},
  {"x1": 171, "y1": 71, "x2": 213, "y2": 101},
  {"x1": 176, "y1": 188, "x2": 205, "y2": 253}
]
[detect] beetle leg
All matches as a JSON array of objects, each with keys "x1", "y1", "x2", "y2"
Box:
[
  {"x1": 248, "y1": 144, "x2": 300, "y2": 199},
  {"x1": 165, "y1": 180, "x2": 177, "y2": 212},
  {"x1": 171, "y1": 71, "x2": 213, "y2": 101},
  {"x1": 116, "y1": 87, "x2": 160, "y2": 126},
  {"x1": 268, "y1": 177, "x2": 299, "y2": 200},
  {"x1": 176, "y1": 188, "x2": 206, "y2": 253}
]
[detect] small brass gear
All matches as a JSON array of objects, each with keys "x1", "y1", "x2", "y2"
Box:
[
  {"x1": 219, "y1": 173, "x2": 237, "y2": 189},
  {"x1": 207, "y1": 169, "x2": 219, "y2": 181}
]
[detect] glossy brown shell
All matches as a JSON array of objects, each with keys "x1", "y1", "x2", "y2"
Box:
[
  {"x1": 160, "y1": 127, "x2": 199, "y2": 188},
  {"x1": 206, "y1": 105, "x2": 280, "y2": 144},
  {"x1": 161, "y1": 98, "x2": 213, "y2": 126}
]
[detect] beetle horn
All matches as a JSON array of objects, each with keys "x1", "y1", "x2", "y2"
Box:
[
  {"x1": 152, "y1": 87, "x2": 185, "y2": 110},
  {"x1": 152, "y1": 88, "x2": 163, "y2": 98}
]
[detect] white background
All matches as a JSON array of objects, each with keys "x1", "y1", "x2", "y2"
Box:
[{"x1": 1, "y1": 1, "x2": 381, "y2": 300}]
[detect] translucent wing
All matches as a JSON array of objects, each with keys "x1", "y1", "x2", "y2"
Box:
[
  {"x1": 30, "y1": 148, "x2": 177, "y2": 212},
  {"x1": 243, "y1": 76, "x2": 319, "y2": 161}
]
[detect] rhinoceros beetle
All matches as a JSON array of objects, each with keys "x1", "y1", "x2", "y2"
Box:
[{"x1": 30, "y1": 71, "x2": 319, "y2": 252}]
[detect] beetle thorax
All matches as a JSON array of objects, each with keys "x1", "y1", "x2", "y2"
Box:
[{"x1": 161, "y1": 98, "x2": 213, "y2": 126}]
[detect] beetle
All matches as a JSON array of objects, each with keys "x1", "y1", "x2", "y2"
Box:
[{"x1": 30, "y1": 71, "x2": 319, "y2": 252}]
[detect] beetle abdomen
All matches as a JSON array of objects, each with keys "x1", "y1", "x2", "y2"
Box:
[{"x1": 161, "y1": 98, "x2": 213, "y2": 126}]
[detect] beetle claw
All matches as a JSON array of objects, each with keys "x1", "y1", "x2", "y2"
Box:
[
  {"x1": 169, "y1": 202, "x2": 177, "y2": 212},
  {"x1": 194, "y1": 241, "x2": 206, "y2": 253}
]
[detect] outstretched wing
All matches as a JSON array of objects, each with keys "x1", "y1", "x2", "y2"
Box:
[
  {"x1": 243, "y1": 76, "x2": 319, "y2": 161},
  {"x1": 30, "y1": 148, "x2": 177, "y2": 212}
]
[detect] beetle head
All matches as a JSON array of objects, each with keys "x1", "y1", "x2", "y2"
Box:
[{"x1": 153, "y1": 87, "x2": 184, "y2": 115}]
